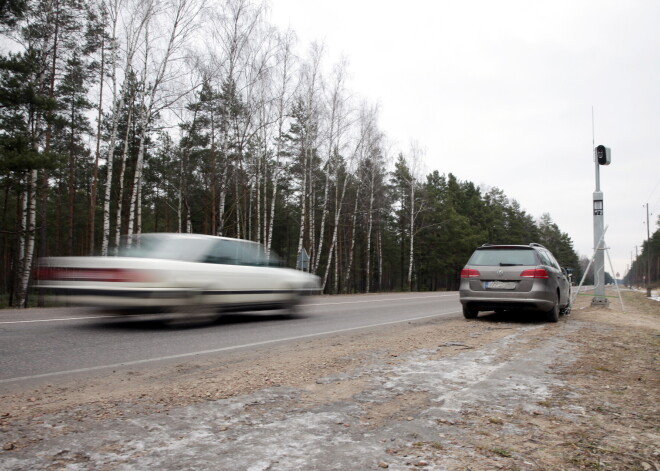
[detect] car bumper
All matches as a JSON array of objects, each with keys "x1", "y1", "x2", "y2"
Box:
[
  {"x1": 40, "y1": 287, "x2": 196, "y2": 308},
  {"x1": 459, "y1": 289, "x2": 556, "y2": 312},
  {"x1": 38, "y1": 285, "x2": 320, "y2": 309}
]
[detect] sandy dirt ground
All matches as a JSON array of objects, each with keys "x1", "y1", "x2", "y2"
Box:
[{"x1": 1, "y1": 288, "x2": 658, "y2": 470}]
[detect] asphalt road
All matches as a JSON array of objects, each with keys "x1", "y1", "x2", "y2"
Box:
[{"x1": 0, "y1": 292, "x2": 461, "y2": 385}]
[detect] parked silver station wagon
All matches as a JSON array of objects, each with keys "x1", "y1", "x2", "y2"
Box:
[{"x1": 459, "y1": 243, "x2": 571, "y2": 322}]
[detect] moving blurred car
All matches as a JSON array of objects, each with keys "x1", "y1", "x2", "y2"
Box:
[
  {"x1": 459, "y1": 243, "x2": 571, "y2": 322},
  {"x1": 35, "y1": 233, "x2": 321, "y2": 318}
]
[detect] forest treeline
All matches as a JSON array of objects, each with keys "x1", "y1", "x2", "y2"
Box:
[
  {"x1": 625, "y1": 222, "x2": 660, "y2": 289},
  {"x1": 0, "y1": 0, "x2": 612, "y2": 308}
]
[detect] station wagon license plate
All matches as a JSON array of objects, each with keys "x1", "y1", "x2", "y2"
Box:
[{"x1": 485, "y1": 281, "x2": 517, "y2": 290}]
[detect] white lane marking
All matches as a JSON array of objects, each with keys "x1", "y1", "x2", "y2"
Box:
[
  {"x1": 0, "y1": 309, "x2": 461, "y2": 384},
  {"x1": 0, "y1": 293, "x2": 458, "y2": 325},
  {"x1": 0, "y1": 315, "x2": 119, "y2": 325},
  {"x1": 307, "y1": 294, "x2": 456, "y2": 306}
]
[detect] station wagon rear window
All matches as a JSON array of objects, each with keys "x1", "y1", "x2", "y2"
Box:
[{"x1": 467, "y1": 248, "x2": 538, "y2": 266}]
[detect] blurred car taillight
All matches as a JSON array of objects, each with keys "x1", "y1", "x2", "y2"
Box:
[
  {"x1": 520, "y1": 268, "x2": 550, "y2": 279},
  {"x1": 35, "y1": 267, "x2": 158, "y2": 283},
  {"x1": 460, "y1": 268, "x2": 481, "y2": 278}
]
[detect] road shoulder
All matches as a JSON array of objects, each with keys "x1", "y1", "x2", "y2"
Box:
[{"x1": 1, "y1": 290, "x2": 658, "y2": 470}]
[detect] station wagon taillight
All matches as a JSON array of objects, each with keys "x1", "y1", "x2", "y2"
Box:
[
  {"x1": 461, "y1": 268, "x2": 481, "y2": 278},
  {"x1": 520, "y1": 268, "x2": 550, "y2": 279}
]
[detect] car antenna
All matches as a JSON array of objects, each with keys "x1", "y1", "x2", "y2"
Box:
[{"x1": 592, "y1": 105, "x2": 598, "y2": 192}]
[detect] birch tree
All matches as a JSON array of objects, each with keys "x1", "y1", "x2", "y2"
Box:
[
  {"x1": 391, "y1": 145, "x2": 424, "y2": 291},
  {"x1": 16, "y1": 170, "x2": 37, "y2": 307},
  {"x1": 333, "y1": 103, "x2": 382, "y2": 293},
  {"x1": 313, "y1": 57, "x2": 349, "y2": 275},
  {"x1": 234, "y1": 14, "x2": 276, "y2": 242},
  {"x1": 111, "y1": 71, "x2": 140, "y2": 252},
  {"x1": 321, "y1": 99, "x2": 374, "y2": 292},
  {"x1": 293, "y1": 42, "x2": 323, "y2": 270},
  {"x1": 88, "y1": 0, "x2": 109, "y2": 254},
  {"x1": 360, "y1": 106, "x2": 384, "y2": 293},
  {"x1": 125, "y1": 0, "x2": 204, "y2": 243},
  {"x1": 264, "y1": 29, "x2": 297, "y2": 256},
  {"x1": 101, "y1": 0, "x2": 148, "y2": 255},
  {"x1": 0, "y1": 52, "x2": 49, "y2": 306},
  {"x1": 177, "y1": 65, "x2": 212, "y2": 234},
  {"x1": 204, "y1": 0, "x2": 264, "y2": 236},
  {"x1": 0, "y1": 0, "x2": 78, "y2": 305},
  {"x1": 406, "y1": 143, "x2": 425, "y2": 290}
]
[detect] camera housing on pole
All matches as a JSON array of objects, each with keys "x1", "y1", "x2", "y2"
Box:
[{"x1": 596, "y1": 145, "x2": 611, "y2": 165}]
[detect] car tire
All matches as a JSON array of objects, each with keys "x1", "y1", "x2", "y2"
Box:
[
  {"x1": 280, "y1": 285, "x2": 302, "y2": 314},
  {"x1": 560, "y1": 289, "x2": 571, "y2": 315},
  {"x1": 282, "y1": 297, "x2": 300, "y2": 317},
  {"x1": 546, "y1": 297, "x2": 560, "y2": 323},
  {"x1": 463, "y1": 305, "x2": 478, "y2": 319}
]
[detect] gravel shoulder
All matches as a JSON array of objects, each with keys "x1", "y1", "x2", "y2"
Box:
[{"x1": 1, "y1": 289, "x2": 659, "y2": 470}]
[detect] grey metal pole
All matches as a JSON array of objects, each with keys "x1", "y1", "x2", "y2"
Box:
[
  {"x1": 592, "y1": 152, "x2": 608, "y2": 306},
  {"x1": 646, "y1": 203, "x2": 652, "y2": 297}
]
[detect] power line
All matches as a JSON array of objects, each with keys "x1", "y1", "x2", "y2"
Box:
[
  {"x1": 651, "y1": 194, "x2": 660, "y2": 216},
  {"x1": 647, "y1": 175, "x2": 660, "y2": 211}
]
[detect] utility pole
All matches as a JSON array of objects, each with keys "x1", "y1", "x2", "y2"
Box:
[
  {"x1": 636, "y1": 245, "x2": 639, "y2": 288},
  {"x1": 592, "y1": 144, "x2": 611, "y2": 306},
  {"x1": 645, "y1": 203, "x2": 652, "y2": 297},
  {"x1": 630, "y1": 251, "x2": 634, "y2": 287}
]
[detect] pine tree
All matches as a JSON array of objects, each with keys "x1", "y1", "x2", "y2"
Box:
[{"x1": 0, "y1": 48, "x2": 58, "y2": 307}]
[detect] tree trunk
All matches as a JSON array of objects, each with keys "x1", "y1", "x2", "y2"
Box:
[
  {"x1": 343, "y1": 184, "x2": 361, "y2": 293},
  {"x1": 365, "y1": 185, "x2": 375, "y2": 293},
  {"x1": 308, "y1": 155, "x2": 315, "y2": 272},
  {"x1": 322, "y1": 170, "x2": 349, "y2": 291},
  {"x1": 256, "y1": 155, "x2": 261, "y2": 243},
  {"x1": 209, "y1": 114, "x2": 217, "y2": 235},
  {"x1": 407, "y1": 182, "x2": 415, "y2": 291},
  {"x1": 314, "y1": 159, "x2": 331, "y2": 274},
  {"x1": 90, "y1": 33, "x2": 105, "y2": 255},
  {"x1": 296, "y1": 149, "x2": 307, "y2": 267},
  {"x1": 17, "y1": 170, "x2": 38, "y2": 308},
  {"x1": 177, "y1": 155, "x2": 183, "y2": 232},
  {"x1": 15, "y1": 179, "x2": 27, "y2": 307},
  {"x1": 68, "y1": 98, "x2": 76, "y2": 254},
  {"x1": 102, "y1": 0, "x2": 144, "y2": 255},
  {"x1": 101, "y1": 95, "x2": 123, "y2": 255},
  {"x1": 127, "y1": 120, "x2": 147, "y2": 239},
  {"x1": 377, "y1": 228, "x2": 383, "y2": 292},
  {"x1": 113, "y1": 107, "x2": 133, "y2": 253},
  {"x1": 218, "y1": 160, "x2": 228, "y2": 236},
  {"x1": 266, "y1": 31, "x2": 294, "y2": 257}
]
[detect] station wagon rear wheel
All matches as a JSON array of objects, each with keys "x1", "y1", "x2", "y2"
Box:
[
  {"x1": 463, "y1": 305, "x2": 478, "y2": 319},
  {"x1": 545, "y1": 297, "x2": 560, "y2": 323}
]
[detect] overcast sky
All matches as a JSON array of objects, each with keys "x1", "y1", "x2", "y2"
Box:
[{"x1": 268, "y1": 0, "x2": 660, "y2": 280}]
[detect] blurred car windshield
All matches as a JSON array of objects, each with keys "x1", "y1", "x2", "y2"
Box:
[
  {"x1": 468, "y1": 248, "x2": 538, "y2": 266},
  {"x1": 203, "y1": 239, "x2": 282, "y2": 266},
  {"x1": 119, "y1": 235, "x2": 213, "y2": 262},
  {"x1": 118, "y1": 234, "x2": 283, "y2": 266}
]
